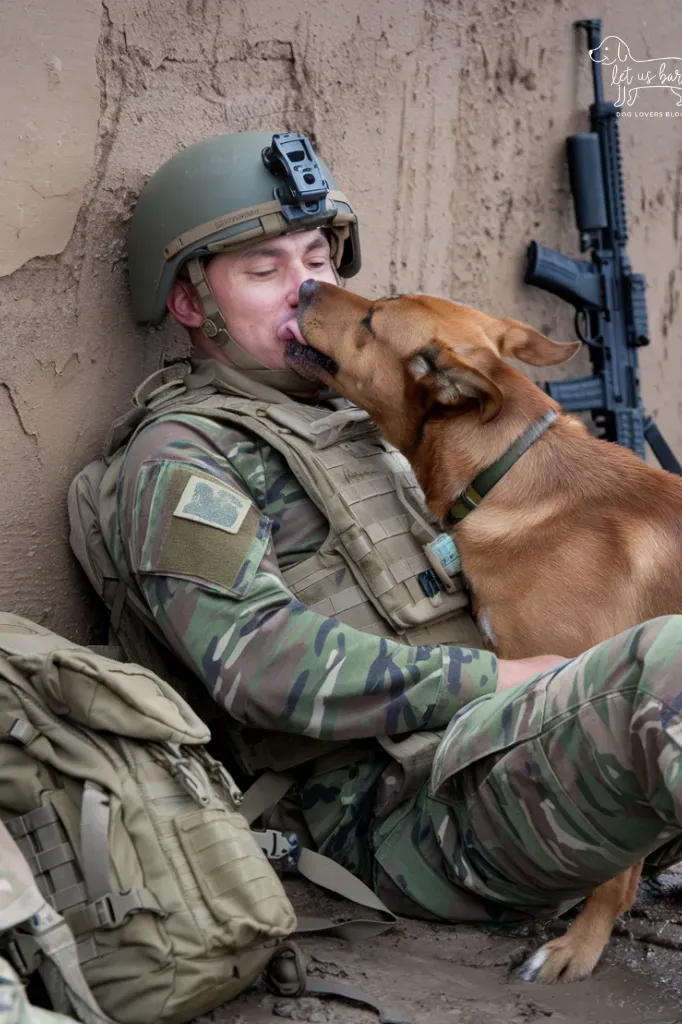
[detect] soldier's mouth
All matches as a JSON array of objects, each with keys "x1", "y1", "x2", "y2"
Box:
[
  {"x1": 278, "y1": 317, "x2": 308, "y2": 347},
  {"x1": 280, "y1": 316, "x2": 338, "y2": 378}
]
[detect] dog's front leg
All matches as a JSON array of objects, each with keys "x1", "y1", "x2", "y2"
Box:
[{"x1": 518, "y1": 859, "x2": 643, "y2": 983}]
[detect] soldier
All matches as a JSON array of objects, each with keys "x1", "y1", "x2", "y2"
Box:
[{"x1": 70, "y1": 131, "x2": 682, "y2": 979}]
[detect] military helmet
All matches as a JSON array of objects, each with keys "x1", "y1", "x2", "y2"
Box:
[{"x1": 128, "y1": 131, "x2": 361, "y2": 325}]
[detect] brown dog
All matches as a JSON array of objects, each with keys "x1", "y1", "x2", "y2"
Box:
[{"x1": 285, "y1": 280, "x2": 682, "y2": 983}]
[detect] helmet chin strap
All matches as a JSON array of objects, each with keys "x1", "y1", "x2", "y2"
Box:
[{"x1": 187, "y1": 258, "x2": 321, "y2": 395}]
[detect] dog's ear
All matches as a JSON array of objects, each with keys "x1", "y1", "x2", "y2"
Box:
[
  {"x1": 491, "y1": 317, "x2": 581, "y2": 367},
  {"x1": 408, "y1": 342, "x2": 504, "y2": 423}
]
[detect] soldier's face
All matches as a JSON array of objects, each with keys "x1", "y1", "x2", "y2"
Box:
[{"x1": 205, "y1": 229, "x2": 337, "y2": 369}]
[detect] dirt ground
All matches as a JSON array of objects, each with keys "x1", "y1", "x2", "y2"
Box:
[{"x1": 197, "y1": 874, "x2": 682, "y2": 1024}]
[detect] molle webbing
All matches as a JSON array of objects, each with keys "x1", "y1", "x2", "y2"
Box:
[{"x1": 4, "y1": 800, "x2": 161, "y2": 966}]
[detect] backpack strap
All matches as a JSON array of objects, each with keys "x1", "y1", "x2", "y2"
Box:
[
  {"x1": 295, "y1": 848, "x2": 397, "y2": 939},
  {"x1": 1, "y1": 821, "x2": 114, "y2": 1024},
  {"x1": 305, "y1": 979, "x2": 413, "y2": 1024},
  {"x1": 80, "y1": 783, "x2": 111, "y2": 901},
  {"x1": 242, "y1": 772, "x2": 398, "y2": 940},
  {"x1": 237, "y1": 769, "x2": 296, "y2": 823}
]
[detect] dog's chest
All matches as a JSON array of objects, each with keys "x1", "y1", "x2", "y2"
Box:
[{"x1": 476, "y1": 609, "x2": 498, "y2": 650}]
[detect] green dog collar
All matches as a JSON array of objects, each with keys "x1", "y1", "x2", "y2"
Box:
[
  {"x1": 417, "y1": 409, "x2": 557, "y2": 600},
  {"x1": 447, "y1": 409, "x2": 558, "y2": 525}
]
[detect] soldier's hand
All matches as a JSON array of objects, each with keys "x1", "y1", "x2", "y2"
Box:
[{"x1": 496, "y1": 654, "x2": 568, "y2": 692}]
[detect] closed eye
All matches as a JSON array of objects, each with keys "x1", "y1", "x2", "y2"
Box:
[{"x1": 360, "y1": 310, "x2": 374, "y2": 333}]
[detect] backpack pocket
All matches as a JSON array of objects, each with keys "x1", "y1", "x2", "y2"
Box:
[{"x1": 174, "y1": 805, "x2": 296, "y2": 951}]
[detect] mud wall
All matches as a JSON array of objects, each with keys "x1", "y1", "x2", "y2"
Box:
[{"x1": 2, "y1": 0, "x2": 681, "y2": 642}]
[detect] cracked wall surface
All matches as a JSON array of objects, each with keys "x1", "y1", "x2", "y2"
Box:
[
  {"x1": 0, "y1": 0, "x2": 101, "y2": 275},
  {"x1": 1, "y1": 0, "x2": 682, "y2": 642}
]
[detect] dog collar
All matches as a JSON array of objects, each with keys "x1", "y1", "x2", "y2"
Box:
[
  {"x1": 417, "y1": 410, "x2": 557, "y2": 600},
  {"x1": 447, "y1": 409, "x2": 558, "y2": 525}
]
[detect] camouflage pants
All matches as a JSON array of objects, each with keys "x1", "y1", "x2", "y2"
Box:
[
  {"x1": 422, "y1": 614, "x2": 682, "y2": 914},
  {"x1": 306, "y1": 615, "x2": 682, "y2": 921}
]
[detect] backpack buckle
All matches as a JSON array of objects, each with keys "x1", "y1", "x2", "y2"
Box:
[
  {"x1": 196, "y1": 751, "x2": 243, "y2": 805},
  {"x1": 174, "y1": 761, "x2": 210, "y2": 806},
  {"x1": 252, "y1": 829, "x2": 300, "y2": 870},
  {"x1": 155, "y1": 742, "x2": 210, "y2": 806},
  {"x1": 264, "y1": 942, "x2": 307, "y2": 998},
  {"x1": 91, "y1": 890, "x2": 165, "y2": 929}
]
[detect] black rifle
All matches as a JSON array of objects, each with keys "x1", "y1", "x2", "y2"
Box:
[{"x1": 524, "y1": 18, "x2": 681, "y2": 475}]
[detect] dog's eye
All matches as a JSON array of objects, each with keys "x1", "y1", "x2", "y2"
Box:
[{"x1": 360, "y1": 312, "x2": 373, "y2": 334}]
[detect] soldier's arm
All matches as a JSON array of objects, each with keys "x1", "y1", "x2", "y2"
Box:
[{"x1": 121, "y1": 421, "x2": 498, "y2": 741}]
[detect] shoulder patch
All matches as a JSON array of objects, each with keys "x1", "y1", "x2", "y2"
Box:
[
  {"x1": 137, "y1": 462, "x2": 271, "y2": 598},
  {"x1": 173, "y1": 474, "x2": 251, "y2": 535}
]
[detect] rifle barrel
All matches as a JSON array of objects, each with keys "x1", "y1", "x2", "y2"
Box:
[{"x1": 577, "y1": 19, "x2": 604, "y2": 104}]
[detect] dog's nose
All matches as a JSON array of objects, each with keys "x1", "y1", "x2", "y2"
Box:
[{"x1": 299, "y1": 279, "x2": 318, "y2": 304}]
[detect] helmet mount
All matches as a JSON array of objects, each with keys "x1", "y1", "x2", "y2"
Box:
[{"x1": 261, "y1": 133, "x2": 335, "y2": 228}]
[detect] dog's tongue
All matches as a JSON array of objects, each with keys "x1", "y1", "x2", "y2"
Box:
[{"x1": 278, "y1": 317, "x2": 308, "y2": 346}]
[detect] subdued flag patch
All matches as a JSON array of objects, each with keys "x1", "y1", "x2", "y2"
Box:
[{"x1": 173, "y1": 474, "x2": 251, "y2": 534}]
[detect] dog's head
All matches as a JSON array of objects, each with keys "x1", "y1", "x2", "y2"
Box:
[
  {"x1": 589, "y1": 36, "x2": 631, "y2": 65},
  {"x1": 286, "y1": 282, "x2": 580, "y2": 450}
]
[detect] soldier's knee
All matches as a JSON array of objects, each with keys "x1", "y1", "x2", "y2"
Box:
[
  {"x1": 635, "y1": 615, "x2": 682, "y2": 656},
  {"x1": 628, "y1": 615, "x2": 682, "y2": 703},
  {"x1": 574, "y1": 616, "x2": 682, "y2": 705}
]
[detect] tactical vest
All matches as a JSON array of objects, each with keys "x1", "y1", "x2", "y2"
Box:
[{"x1": 69, "y1": 359, "x2": 482, "y2": 781}]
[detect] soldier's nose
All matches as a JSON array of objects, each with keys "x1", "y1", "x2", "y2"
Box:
[{"x1": 299, "y1": 279, "x2": 318, "y2": 305}]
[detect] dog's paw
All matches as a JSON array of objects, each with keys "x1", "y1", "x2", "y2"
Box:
[{"x1": 517, "y1": 935, "x2": 602, "y2": 984}]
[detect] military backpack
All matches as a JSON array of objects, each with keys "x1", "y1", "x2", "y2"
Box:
[{"x1": 0, "y1": 612, "x2": 298, "y2": 1024}]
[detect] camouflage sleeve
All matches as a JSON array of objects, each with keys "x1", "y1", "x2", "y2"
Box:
[{"x1": 120, "y1": 417, "x2": 498, "y2": 741}]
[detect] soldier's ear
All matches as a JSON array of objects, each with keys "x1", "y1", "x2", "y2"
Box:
[
  {"x1": 408, "y1": 341, "x2": 503, "y2": 423},
  {"x1": 167, "y1": 279, "x2": 204, "y2": 329},
  {"x1": 487, "y1": 316, "x2": 581, "y2": 367}
]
